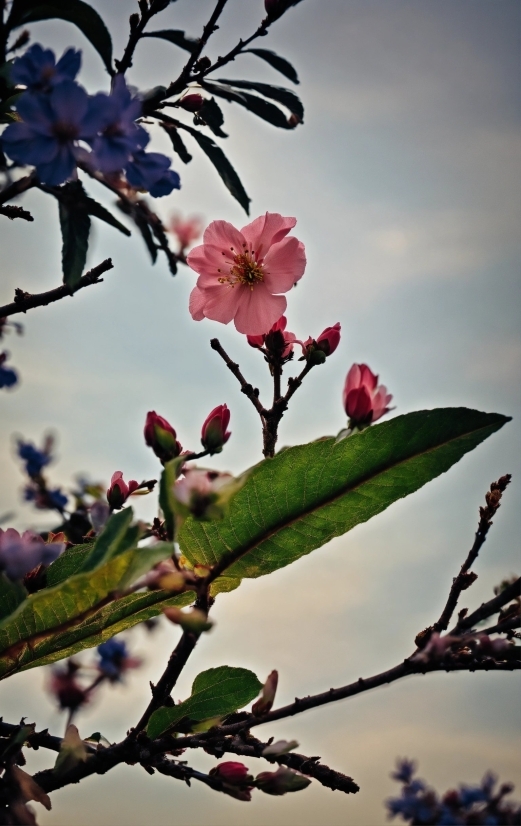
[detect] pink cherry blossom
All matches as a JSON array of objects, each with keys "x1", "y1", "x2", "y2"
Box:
[
  {"x1": 343, "y1": 363, "x2": 393, "y2": 426},
  {"x1": 106, "y1": 471, "x2": 139, "y2": 510},
  {"x1": 169, "y1": 212, "x2": 203, "y2": 250},
  {"x1": 187, "y1": 212, "x2": 306, "y2": 335}
]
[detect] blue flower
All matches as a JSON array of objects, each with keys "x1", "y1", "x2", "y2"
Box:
[
  {"x1": 0, "y1": 352, "x2": 18, "y2": 389},
  {"x1": 2, "y1": 81, "x2": 106, "y2": 185},
  {"x1": 392, "y1": 759, "x2": 418, "y2": 785},
  {"x1": 88, "y1": 75, "x2": 148, "y2": 173},
  {"x1": 97, "y1": 638, "x2": 139, "y2": 681},
  {"x1": 18, "y1": 440, "x2": 50, "y2": 477},
  {"x1": 125, "y1": 150, "x2": 180, "y2": 197},
  {"x1": 48, "y1": 488, "x2": 68, "y2": 511},
  {"x1": 459, "y1": 785, "x2": 488, "y2": 807},
  {"x1": 11, "y1": 44, "x2": 81, "y2": 92}
]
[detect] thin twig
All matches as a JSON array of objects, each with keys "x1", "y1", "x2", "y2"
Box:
[
  {"x1": 0, "y1": 259, "x2": 114, "y2": 319},
  {"x1": 449, "y1": 577, "x2": 520, "y2": 635},
  {"x1": 210, "y1": 338, "x2": 266, "y2": 416},
  {"x1": 0, "y1": 722, "x2": 62, "y2": 754},
  {"x1": 0, "y1": 173, "x2": 36, "y2": 205}
]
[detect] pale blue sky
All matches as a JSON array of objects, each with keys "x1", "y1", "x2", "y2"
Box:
[{"x1": 0, "y1": 2, "x2": 520, "y2": 824}]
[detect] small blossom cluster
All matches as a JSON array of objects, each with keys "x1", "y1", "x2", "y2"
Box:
[
  {"x1": 144, "y1": 405, "x2": 231, "y2": 463},
  {"x1": 387, "y1": 759, "x2": 521, "y2": 825},
  {"x1": 412, "y1": 631, "x2": 519, "y2": 667},
  {"x1": 209, "y1": 760, "x2": 311, "y2": 801},
  {"x1": 1, "y1": 44, "x2": 180, "y2": 194},
  {"x1": 17, "y1": 436, "x2": 69, "y2": 512}
]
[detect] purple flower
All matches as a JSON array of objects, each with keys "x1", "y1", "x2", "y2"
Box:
[
  {"x1": 17, "y1": 439, "x2": 50, "y2": 477},
  {"x1": 125, "y1": 150, "x2": 180, "y2": 197},
  {"x1": 88, "y1": 76, "x2": 148, "y2": 173},
  {"x1": 0, "y1": 351, "x2": 18, "y2": 389},
  {"x1": 2, "y1": 81, "x2": 105, "y2": 185},
  {"x1": 0, "y1": 528, "x2": 64, "y2": 580},
  {"x1": 11, "y1": 44, "x2": 81, "y2": 92},
  {"x1": 391, "y1": 759, "x2": 418, "y2": 785}
]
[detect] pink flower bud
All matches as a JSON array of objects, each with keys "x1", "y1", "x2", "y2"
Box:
[
  {"x1": 144, "y1": 411, "x2": 183, "y2": 464},
  {"x1": 201, "y1": 404, "x2": 231, "y2": 453},
  {"x1": 255, "y1": 766, "x2": 311, "y2": 795},
  {"x1": 252, "y1": 670, "x2": 278, "y2": 716},
  {"x1": 342, "y1": 363, "x2": 393, "y2": 428},
  {"x1": 106, "y1": 471, "x2": 139, "y2": 510},
  {"x1": 178, "y1": 93, "x2": 204, "y2": 112},
  {"x1": 210, "y1": 762, "x2": 251, "y2": 784},
  {"x1": 316, "y1": 322, "x2": 341, "y2": 356}
]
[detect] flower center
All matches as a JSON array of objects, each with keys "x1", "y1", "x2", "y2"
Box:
[
  {"x1": 218, "y1": 251, "x2": 264, "y2": 290},
  {"x1": 52, "y1": 121, "x2": 79, "y2": 143}
]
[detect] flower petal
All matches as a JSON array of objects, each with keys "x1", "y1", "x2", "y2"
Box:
[
  {"x1": 241, "y1": 212, "x2": 296, "y2": 259},
  {"x1": 263, "y1": 237, "x2": 306, "y2": 293},
  {"x1": 233, "y1": 288, "x2": 286, "y2": 335},
  {"x1": 202, "y1": 220, "x2": 245, "y2": 254}
]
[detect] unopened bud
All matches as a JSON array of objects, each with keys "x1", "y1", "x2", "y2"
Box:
[
  {"x1": 163, "y1": 606, "x2": 213, "y2": 633},
  {"x1": 144, "y1": 411, "x2": 182, "y2": 464},
  {"x1": 106, "y1": 471, "x2": 139, "y2": 510},
  {"x1": 129, "y1": 13, "x2": 140, "y2": 30},
  {"x1": 210, "y1": 762, "x2": 251, "y2": 784},
  {"x1": 255, "y1": 766, "x2": 311, "y2": 795},
  {"x1": 201, "y1": 404, "x2": 231, "y2": 454},
  {"x1": 252, "y1": 670, "x2": 278, "y2": 716},
  {"x1": 178, "y1": 93, "x2": 204, "y2": 112}
]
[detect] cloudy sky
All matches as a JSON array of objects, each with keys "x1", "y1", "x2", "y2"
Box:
[{"x1": 0, "y1": 1, "x2": 520, "y2": 824}]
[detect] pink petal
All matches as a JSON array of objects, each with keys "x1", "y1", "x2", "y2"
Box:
[
  {"x1": 202, "y1": 220, "x2": 246, "y2": 254},
  {"x1": 343, "y1": 364, "x2": 362, "y2": 405},
  {"x1": 189, "y1": 287, "x2": 207, "y2": 321},
  {"x1": 359, "y1": 364, "x2": 378, "y2": 392},
  {"x1": 110, "y1": 471, "x2": 124, "y2": 485},
  {"x1": 198, "y1": 284, "x2": 242, "y2": 325},
  {"x1": 345, "y1": 387, "x2": 373, "y2": 421},
  {"x1": 241, "y1": 212, "x2": 297, "y2": 259},
  {"x1": 233, "y1": 288, "x2": 286, "y2": 335},
  {"x1": 263, "y1": 237, "x2": 306, "y2": 293}
]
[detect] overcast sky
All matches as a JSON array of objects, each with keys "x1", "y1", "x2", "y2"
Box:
[{"x1": 0, "y1": 1, "x2": 520, "y2": 824}]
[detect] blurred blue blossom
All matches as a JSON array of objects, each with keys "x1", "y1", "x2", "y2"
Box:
[
  {"x1": 17, "y1": 440, "x2": 51, "y2": 477},
  {"x1": 88, "y1": 75, "x2": 148, "y2": 173},
  {"x1": 11, "y1": 44, "x2": 81, "y2": 91},
  {"x1": 125, "y1": 149, "x2": 181, "y2": 197},
  {"x1": 0, "y1": 527, "x2": 64, "y2": 580},
  {"x1": 97, "y1": 638, "x2": 141, "y2": 682},
  {"x1": 0, "y1": 352, "x2": 18, "y2": 389}
]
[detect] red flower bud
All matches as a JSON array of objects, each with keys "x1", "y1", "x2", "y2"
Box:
[
  {"x1": 316, "y1": 322, "x2": 341, "y2": 356},
  {"x1": 178, "y1": 93, "x2": 204, "y2": 112},
  {"x1": 201, "y1": 404, "x2": 231, "y2": 454},
  {"x1": 342, "y1": 363, "x2": 393, "y2": 428},
  {"x1": 210, "y1": 762, "x2": 250, "y2": 784},
  {"x1": 106, "y1": 471, "x2": 139, "y2": 510},
  {"x1": 144, "y1": 411, "x2": 182, "y2": 463},
  {"x1": 247, "y1": 316, "x2": 296, "y2": 359}
]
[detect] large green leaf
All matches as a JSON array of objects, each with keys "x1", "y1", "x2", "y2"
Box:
[
  {"x1": 8, "y1": 0, "x2": 113, "y2": 74},
  {"x1": 0, "y1": 543, "x2": 174, "y2": 679},
  {"x1": 178, "y1": 409, "x2": 510, "y2": 580},
  {"x1": 0, "y1": 575, "x2": 27, "y2": 622},
  {"x1": 147, "y1": 666, "x2": 262, "y2": 739}
]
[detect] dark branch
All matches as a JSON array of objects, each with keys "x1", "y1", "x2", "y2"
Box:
[
  {"x1": 0, "y1": 722, "x2": 61, "y2": 753},
  {"x1": 210, "y1": 338, "x2": 267, "y2": 417},
  {"x1": 203, "y1": 733, "x2": 359, "y2": 794},
  {"x1": 0, "y1": 259, "x2": 114, "y2": 319},
  {"x1": 0, "y1": 173, "x2": 36, "y2": 205},
  {"x1": 449, "y1": 577, "x2": 521, "y2": 635},
  {"x1": 0, "y1": 204, "x2": 33, "y2": 221},
  {"x1": 430, "y1": 475, "x2": 512, "y2": 636}
]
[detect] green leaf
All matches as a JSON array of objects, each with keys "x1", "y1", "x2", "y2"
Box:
[
  {"x1": 0, "y1": 575, "x2": 27, "y2": 623},
  {"x1": 162, "y1": 124, "x2": 192, "y2": 164},
  {"x1": 203, "y1": 81, "x2": 293, "y2": 130},
  {"x1": 59, "y1": 193, "x2": 90, "y2": 289},
  {"x1": 146, "y1": 666, "x2": 262, "y2": 739},
  {"x1": 0, "y1": 543, "x2": 174, "y2": 679},
  {"x1": 195, "y1": 97, "x2": 227, "y2": 138},
  {"x1": 141, "y1": 29, "x2": 199, "y2": 53},
  {"x1": 159, "y1": 458, "x2": 183, "y2": 540},
  {"x1": 217, "y1": 78, "x2": 304, "y2": 122},
  {"x1": 7, "y1": 0, "x2": 113, "y2": 74},
  {"x1": 244, "y1": 48, "x2": 299, "y2": 84},
  {"x1": 178, "y1": 409, "x2": 510, "y2": 580},
  {"x1": 179, "y1": 124, "x2": 250, "y2": 214},
  {"x1": 78, "y1": 508, "x2": 138, "y2": 573},
  {"x1": 83, "y1": 195, "x2": 131, "y2": 236},
  {"x1": 45, "y1": 543, "x2": 93, "y2": 587}
]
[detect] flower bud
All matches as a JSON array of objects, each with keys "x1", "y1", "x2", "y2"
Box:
[
  {"x1": 106, "y1": 471, "x2": 139, "y2": 510},
  {"x1": 178, "y1": 93, "x2": 204, "y2": 112},
  {"x1": 255, "y1": 766, "x2": 311, "y2": 795},
  {"x1": 300, "y1": 322, "x2": 341, "y2": 363},
  {"x1": 144, "y1": 411, "x2": 183, "y2": 464},
  {"x1": 210, "y1": 762, "x2": 251, "y2": 784},
  {"x1": 247, "y1": 316, "x2": 296, "y2": 359},
  {"x1": 201, "y1": 404, "x2": 231, "y2": 453},
  {"x1": 342, "y1": 363, "x2": 393, "y2": 428},
  {"x1": 163, "y1": 606, "x2": 214, "y2": 633},
  {"x1": 252, "y1": 670, "x2": 278, "y2": 716}
]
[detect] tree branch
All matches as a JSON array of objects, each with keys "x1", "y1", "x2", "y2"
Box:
[
  {"x1": 0, "y1": 259, "x2": 113, "y2": 319},
  {"x1": 0, "y1": 722, "x2": 62, "y2": 753},
  {"x1": 210, "y1": 338, "x2": 267, "y2": 417},
  {"x1": 430, "y1": 475, "x2": 512, "y2": 636},
  {"x1": 0, "y1": 173, "x2": 36, "y2": 205},
  {"x1": 0, "y1": 204, "x2": 33, "y2": 221},
  {"x1": 203, "y1": 733, "x2": 359, "y2": 794},
  {"x1": 449, "y1": 577, "x2": 521, "y2": 635}
]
